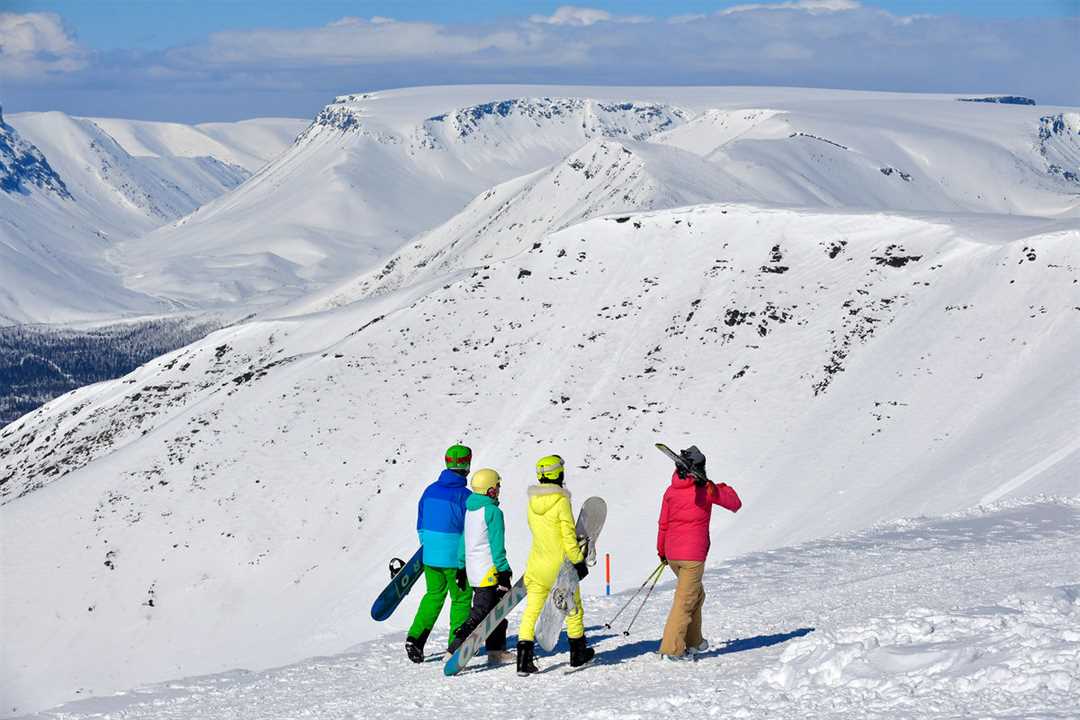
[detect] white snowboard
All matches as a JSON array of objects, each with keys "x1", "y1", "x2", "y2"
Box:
[{"x1": 534, "y1": 496, "x2": 607, "y2": 652}]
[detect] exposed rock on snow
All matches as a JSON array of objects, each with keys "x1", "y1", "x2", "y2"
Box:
[
  {"x1": 1038, "y1": 112, "x2": 1080, "y2": 183},
  {"x1": 958, "y1": 95, "x2": 1037, "y2": 105},
  {"x1": 2, "y1": 201, "x2": 1077, "y2": 716},
  {"x1": 0, "y1": 107, "x2": 70, "y2": 199}
]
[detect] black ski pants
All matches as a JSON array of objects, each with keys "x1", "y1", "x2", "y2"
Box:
[{"x1": 451, "y1": 584, "x2": 508, "y2": 651}]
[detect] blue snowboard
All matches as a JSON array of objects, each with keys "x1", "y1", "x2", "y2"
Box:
[{"x1": 370, "y1": 546, "x2": 424, "y2": 621}]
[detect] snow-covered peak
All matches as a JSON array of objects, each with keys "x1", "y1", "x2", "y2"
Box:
[{"x1": 0, "y1": 106, "x2": 70, "y2": 199}]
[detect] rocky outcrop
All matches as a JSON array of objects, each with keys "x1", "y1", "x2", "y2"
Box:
[{"x1": 0, "y1": 105, "x2": 71, "y2": 199}]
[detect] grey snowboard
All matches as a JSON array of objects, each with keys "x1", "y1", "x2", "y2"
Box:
[
  {"x1": 443, "y1": 577, "x2": 527, "y2": 676},
  {"x1": 534, "y1": 496, "x2": 607, "y2": 652}
]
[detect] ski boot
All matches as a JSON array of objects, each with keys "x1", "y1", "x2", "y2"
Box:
[
  {"x1": 486, "y1": 649, "x2": 514, "y2": 665},
  {"x1": 687, "y1": 639, "x2": 709, "y2": 655},
  {"x1": 516, "y1": 640, "x2": 539, "y2": 676},
  {"x1": 405, "y1": 629, "x2": 429, "y2": 664},
  {"x1": 568, "y1": 636, "x2": 595, "y2": 668}
]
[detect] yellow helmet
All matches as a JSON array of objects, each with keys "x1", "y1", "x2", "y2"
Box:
[
  {"x1": 536, "y1": 454, "x2": 565, "y2": 483},
  {"x1": 470, "y1": 468, "x2": 502, "y2": 494}
]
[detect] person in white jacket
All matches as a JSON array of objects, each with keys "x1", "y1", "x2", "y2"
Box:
[{"x1": 447, "y1": 468, "x2": 514, "y2": 664}]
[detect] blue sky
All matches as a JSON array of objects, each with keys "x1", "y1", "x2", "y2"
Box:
[
  {"x1": 2, "y1": 1, "x2": 1078, "y2": 122},
  {"x1": 11, "y1": 1, "x2": 1077, "y2": 50}
]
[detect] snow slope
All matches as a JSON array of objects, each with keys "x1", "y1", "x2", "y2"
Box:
[
  {"x1": 88, "y1": 117, "x2": 305, "y2": 173},
  {"x1": 115, "y1": 86, "x2": 1080, "y2": 311},
  {"x1": 15, "y1": 497, "x2": 1080, "y2": 720},
  {"x1": 297, "y1": 137, "x2": 761, "y2": 311},
  {"x1": 0, "y1": 112, "x2": 305, "y2": 324},
  {"x1": 2, "y1": 201, "x2": 1077, "y2": 715},
  {"x1": 117, "y1": 94, "x2": 692, "y2": 307}
]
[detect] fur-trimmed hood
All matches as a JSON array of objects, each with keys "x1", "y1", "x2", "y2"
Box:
[{"x1": 527, "y1": 483, "x2": 570, "y2": 515}]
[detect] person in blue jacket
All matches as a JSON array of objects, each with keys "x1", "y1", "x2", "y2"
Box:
[{"x1": 405, "y1": 444, "x2": 474, "y2": 663}]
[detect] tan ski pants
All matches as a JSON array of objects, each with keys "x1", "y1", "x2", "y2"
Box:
[{"x1": 659, "y1": 560, "x2": 705, "y2": 656}]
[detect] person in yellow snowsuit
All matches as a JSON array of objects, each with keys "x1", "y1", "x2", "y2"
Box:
[{"x1": 515, "y1": 455, "x2": 594, "y2": 675}]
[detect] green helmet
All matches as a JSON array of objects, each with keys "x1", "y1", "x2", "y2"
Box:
[
  {"x1": 536, "y1": 454, "x2": 565, "y2": 483},
  {"x1": 445, "y1": 444, "x2": 472, "y2": 471}
]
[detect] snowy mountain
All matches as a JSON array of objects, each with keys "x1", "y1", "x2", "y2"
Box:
[
  {"x1": 2, "y1": 85, "x2": 1079, "y2": 717},
  {"x1": 3, "y1": 196, "x2": 1077, "y2": 714},
  {"x1": 0, "y1": 111, "x2": 306, "y2": 324},
  {"x1": 117, "y1": 94, "x2": 693, "y2": 308},
  {"x1": 6, "y1": 87, "x2": 1079, "y2": 321},
  {"x1": 268, "y1": 86, "x2": 1080, "y2": 316}
]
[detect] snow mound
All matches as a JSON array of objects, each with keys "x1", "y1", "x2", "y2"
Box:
[{"x1": 763, "y1": 585, "x2": 1080, "y2": 704}]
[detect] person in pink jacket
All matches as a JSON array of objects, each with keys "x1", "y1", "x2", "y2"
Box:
[{"x1": 656, "y1": 445, "x2": 741, "y2": 660}]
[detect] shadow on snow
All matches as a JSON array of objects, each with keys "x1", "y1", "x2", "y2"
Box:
[{"x1": 593, "y1": 626, "x2": 816, "y2": 666}]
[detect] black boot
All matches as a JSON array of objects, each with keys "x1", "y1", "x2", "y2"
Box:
[
  {"x1": 516, "y1": 640, "x2": 539, "y2": 676},
  {"x1": 405, "y1": 629, "x2": 430, "y2": 664},
  {"x1": 569, "y1": 636, "x2": 595, "y2": 668}
]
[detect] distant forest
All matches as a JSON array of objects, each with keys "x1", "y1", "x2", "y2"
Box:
[{"x1": 0, "y1": 317, "x2": 223, "y2": 426}]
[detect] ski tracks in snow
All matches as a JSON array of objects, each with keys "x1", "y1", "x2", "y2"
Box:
[{"x1": 24, "y1": 497, "x2": 1080, "y2": 720}]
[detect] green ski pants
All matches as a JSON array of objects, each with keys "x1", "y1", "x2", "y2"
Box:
[{"x1": 408, "y1": 565, "x2": 472, "y2": 647}]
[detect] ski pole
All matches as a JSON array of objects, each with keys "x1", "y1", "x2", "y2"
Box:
[
  {"x1": 622, "y1": 565, "x2": 663, "y2": 637},
  {"x1": 603, "y1": 562, "x2": 666, "y2": 630}
]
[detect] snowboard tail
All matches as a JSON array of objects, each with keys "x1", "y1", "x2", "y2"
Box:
[{"x1": 370, "y1": 546, "x2": 424, "y2": 621}]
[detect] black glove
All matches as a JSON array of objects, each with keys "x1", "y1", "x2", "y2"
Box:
[
  {"x1": 496, "y1": 570, "x2": 512, "y2": 590},
  {"x1": 658, "y1": 554, "x2": 667, "y2": 565},
  {"x1": 573, "y1": 560, "x2": 589, "y2": 580},
  {"x1": 455, "y1": 568, "x2": 469, "y2": 591}
]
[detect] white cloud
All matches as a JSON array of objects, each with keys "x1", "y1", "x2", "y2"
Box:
[
  {"x1": 5, "y1": 4, "x2": 1078, "y2": 120},
  {"x1": 528, "y1": 6, "x2": 650, "y2": 27},
  {"x1": 0, "y1": 12, "x2": 87, "y2": 77},
  {"x1": 176, "y1": 17, "x2": 527, "y2": 66},
  {"x1": 668, "y1": 13, "x2": 709, "y2": 24},
  {"x1": 720, "y1": 0, "x2": 861, "y2": 15}
]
